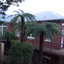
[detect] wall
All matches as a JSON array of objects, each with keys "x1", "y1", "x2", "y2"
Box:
[
  {"x1": 27, "y1": 35, "x2": 61, "y2": 50},
  {"x1": 6, "y1": 22, "x2": 62, "y2": 49},
  {"x1": 33, "y1": 50, "x2": 60, "y2": 64},
  {"x1": 27, "y1": 22, "x2": 62, "y2": 49},
  {"x1": 7, "y1": 23, "x2": 12, "y2": 32}
]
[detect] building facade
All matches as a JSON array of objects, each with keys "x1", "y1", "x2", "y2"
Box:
[
  {"x1": 0, "y1": 11, "x2": 64, "y2": 64},
  {"x1": 26, "y1": 11, "x2": 64, "y2": 64}
]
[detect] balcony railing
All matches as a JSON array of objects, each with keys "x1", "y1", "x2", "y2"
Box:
[{"x1": 26, "y1": 38, "x2": 64, "y2": 52}]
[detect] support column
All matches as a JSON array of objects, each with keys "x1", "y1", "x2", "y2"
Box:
[
  {"x1": 63, "y1": 58, "x2": 64, "y2": 64},
  {"x1": 61, "y1": 26, "x2": 64, "y2": 48},
  {"x1": 59, "y1": 57, "x2": 63, "y2": 64},
  {"x1": 0, "y1": 42, "x2": 4, "y2": 61}
]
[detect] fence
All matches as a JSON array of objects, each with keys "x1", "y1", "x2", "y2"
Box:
[{"x1": 26, "y1": 38, "x2": 64, "y2": 52}]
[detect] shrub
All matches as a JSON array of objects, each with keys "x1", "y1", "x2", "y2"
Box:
[
  {"x1": 22, "y1": 42, "x2": 34, "y2": 64},
  {"x1": 8, "y1": 40, "x2": 23, "y2": 64},
  {"x1": 7, "y1": 40, "x2": 34, "y2": 64}
]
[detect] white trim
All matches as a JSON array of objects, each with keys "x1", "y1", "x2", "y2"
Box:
[
  {"x1": 61, "y1": 30, "x2": 63, "y2": 48},
  {"x1": 27, "y1": 36, "x2": 34, "y2": 40},
  {"x1": 27, "y1": 34, "x2": 34, "y2": 40},
  {"x1": 44, "y1": 38, "x2": 51, "y2": 42},
  {"x1": 62, "y1": 23, "x2": 64, "y2": 26},
  {"x1": 15, "y1": 31, "x2": 20, "y2": 37},
  {"x1": 0, "y1": 24, "x2": 7, "y2": 34},
  {"x1": 61, "y1": 38, "x2": 63, "y2": 48}
]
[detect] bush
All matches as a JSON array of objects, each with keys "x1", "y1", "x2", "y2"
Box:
[
  {"x1": 22, "y1": 42, "x2": 34, "y2": 64},
  {"x1": 7, "y1": 40, "x2": 34, "y2": 64}
]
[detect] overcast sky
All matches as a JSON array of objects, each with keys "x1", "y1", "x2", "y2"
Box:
[{"x1": 6, "y1": 0, "x2": 64, "y2": 16}]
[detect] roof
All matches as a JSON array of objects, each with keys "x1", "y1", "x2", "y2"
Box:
[
  {"x1": 35, "y1": 11, "x2": 64, "y2": 21},
  {"x1": 0, "y1": 11, "x2": 64, "y2": 22},
  {"x1": 0, "y1": 14, "x2": 14, "y2": 22}
]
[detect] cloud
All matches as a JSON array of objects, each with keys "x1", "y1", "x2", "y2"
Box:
[{"x1": 6, "y1": 0, "x2": 64, "y2": 16}]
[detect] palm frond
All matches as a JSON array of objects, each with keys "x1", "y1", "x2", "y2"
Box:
[
  {"x1": 26, "y1": 25, "x2": 45, "y2": 37},
  {"x1": 25, "y1": 22, "x2": 62, "y2": 40},
  {"x1": 44, "y1": 22, "x2": 62, "y2": 30},
  {"x1": 19, "y1": 9, "x2": 24, "y2": 13},
  {"x1": 22, "y1": 13, "x2": 36, "y2": 21},
  {"x1": 10, "y1": 15, "x2": 20, "y2": 23},
  {"x1": 7, "y1": 15, "x2": 13, "y2": 18},
  {"x1": 14, "y1": 22, "x2": 21, "y2": 31},
  {"x1": 13, "y1": 11, "x2": 20, "y2": 14},
  {"x1": 25, "y1": 21, "x2": 37, "y2": 28}
]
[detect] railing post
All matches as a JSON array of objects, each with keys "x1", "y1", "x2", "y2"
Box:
[
  {"x1": 32, "y1": 39, "x2": 34, "y2": 45},
  {"x1": 50, "y1": 42, "x2": 52, "y2": 52}
]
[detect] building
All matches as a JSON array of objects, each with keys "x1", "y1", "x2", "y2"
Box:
[
  {"x1": 27, "y1": 11, "x2": 64, "y2": 64},
  {"x1": 0, "y1": 11, "x2": 64, "y2": 64}
]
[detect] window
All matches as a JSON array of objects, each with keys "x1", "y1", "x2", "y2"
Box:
[
  {"x1": 44, "y1": 38, "x2": 51, "y2": 42},
  {"x1": 0, "y1": 27, "x2": 2, "y2": 35},
  {"x1": 27, "y1": 34, "x2": 34, "y2": 39},
  {"x1": 15, "y1": 31, "x2": 20, "y2": 37},
  {"x1": 0, "y1": 24, "x2": 7, "y2": 34}
]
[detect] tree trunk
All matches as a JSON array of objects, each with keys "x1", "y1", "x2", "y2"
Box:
[
  {"x1": 7, "y1": 37, "x2": 9, "y2": 42},
  {"x1": 20, "y1": 16, "x2": 25, "y2": 43},
  {"x1": 38, "y1": 32, "x2": 44, "y2": 64}
]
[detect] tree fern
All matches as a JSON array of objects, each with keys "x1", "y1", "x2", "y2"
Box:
[
  {"x1": 8, "y1": 9, "x2": 36, "y2": 43},
  {"x1": 25, "y1": 22, "x2": 62, "y2": 64}
]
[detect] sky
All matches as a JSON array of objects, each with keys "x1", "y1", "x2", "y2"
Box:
[{"x1": 6, "y1": 0, "x2": 64, "y2": 16}]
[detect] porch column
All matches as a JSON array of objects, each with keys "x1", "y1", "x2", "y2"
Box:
[
  {"x1": 59, "y1": 57, "x2": 63, "y2": 64},
  {"x1": 62, "y1": 58, "x2": 64, "y2": 64},
  {"x1": 0, "y1": 42, "x2": 4, "y2": 61},
  {"x1": 62, "y1": 24, "x2": 64, "y2": 48}
]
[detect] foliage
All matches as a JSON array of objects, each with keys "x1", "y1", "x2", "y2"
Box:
[
  {"x1": 0, "y1": 21, "x2": 4, "y2": 24},
  {"x1": 0, "y1": 0, "x2": 23, "y2": 16},
  {"x1": 25, "y1": 21, "x2": 37, "y2": 37},
  {"x1": 8, "y1": 40, "x2": 22, "y2": 64},
  {"x1": 8, "y1": 40, "x2": 34, "y2": 64},
  {"x1": 22, "y1": 42, "x2": 34, "y2": 64},
  {"x1": 8, "y1": 9, "x2": 36, "y2": 42},
  {"x1": 25, "y1": 22, "x2": 62, "y2": 40},
  {"x1": 25, "y1": 22, "x2": 62, "y2": 64},
  {"x1": 0, "y1": 29, "x2": 16, "y2": 41},
  {"x1": 9, "y1": 9, "x2": 36, "y2": 23},
  {"x1": 9, "y1": 9, "x2": 36, "y2": 32},
  {"x1": 25, "y1": 21, "x2": 37, "y2": 29}
]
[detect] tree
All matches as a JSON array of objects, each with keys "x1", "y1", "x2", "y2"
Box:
[
  {"x1": 0, "y1": 21, "x2": 4, "y2": 24},
  {"x1": 0, "y1": 0, "x2": 23, "y2": 16},
  {"x1": 9, "y1": 9, "x2": 36, "y2": 43},
  {"x1": 25, "y1": 22, "x2": 62, "y2": 64},
  {"x1": 0, "y1": 29, "x2": 16, "y2": 41}
]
